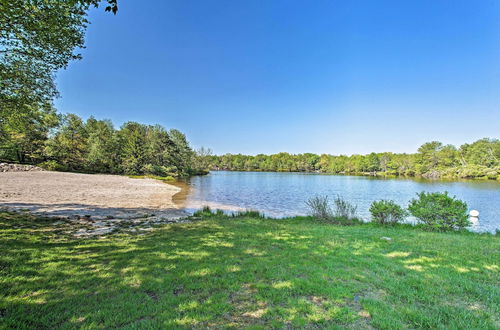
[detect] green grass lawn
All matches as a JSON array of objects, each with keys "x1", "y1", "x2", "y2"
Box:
[{"x1": 1, "y1": 211, "x2": 499, "y2": 329}]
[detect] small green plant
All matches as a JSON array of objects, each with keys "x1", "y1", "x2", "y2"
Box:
[
  {"x1": 332, "y1": 195, "x2": 358, "y2": 223},
  {"x1": 408, "y1": 192, "x2": 470, "y2": 231},
  {"x1": 306, "y1": 195, "x2": 359, "y2": 225},
  {"x1": 370, "y1": 200, "x2": 407, "y2": 225},
  {"x1": 37, "y1": 160, "x2": 67, "y2": 171},
  {"x1": 193, "y1": 206, "x2": 224, "y2": 218},
  {"x1": 305, "y1": 196, "x2": 332, "y2": 220},
  {"x1": 231, "y1": 210, "x2": 265, "y2": 218},
  {"x1": 193, "y1": 207, "x2": 263, "y2": 219}
]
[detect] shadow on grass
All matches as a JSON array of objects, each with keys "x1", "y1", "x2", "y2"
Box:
[
  {"x1": 0, "y1": 212, "x2": 499, "y2": 328},
  {"x1": 0, "y1": 202, "x2": 187, "y2": 219}
]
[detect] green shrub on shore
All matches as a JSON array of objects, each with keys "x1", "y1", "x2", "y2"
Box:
[
  {"x1": 369, "y1": 200, "x2": 407, "y2": 225},
  {"x1": 231, "y1": 210, "x2": 265, "y2": 218},
  {"x1": 306, "y1": 195, "x2": 360, "y2": 225},
  {"x1": 192, "y1": 207, "x2": 265, "y2": 219},
  {"x1": 193, "y1": 206, "x2": 224, "y2": 218},
  {"x1": 332, "y1": 195, "x2": 358, "y2": 224},
  {"x1": 305, "y1": 196, "x2": 332, "y2": 220},
  {"x1": 37, "y1": 160, "x2": 68, "y2": 172},
  {"x1": 408, "y1": 192, "x2": 470, "y2": 231}
]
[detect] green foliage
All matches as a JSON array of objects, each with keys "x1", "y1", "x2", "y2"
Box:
[
  {"x1": 1, "y1": 0, "x2": 87, "y2": 119},
  {"x1": 45, "y1": 114, "x2": 88, "y2": 171},
  {"x1": 0, "y1": 0, "x2": 116, "y2": 120},
  {"x1": 0, "y1": 111, "x2": 199, "y2": 177},
  {"x1": 231, "y1": 210, "x2": 265, "y2": 218},
  {"x1": 0, "y1": 105, "x2": 59, "y2": 163},
  {"x1": 331, "y1": 195, "x2": 359, "y2": 225},
  {"x1": 305, "y1": 195, "x2": 332, "y2": 220},
  {"x1": 192, "y1": 207, "x2": 264, "y2": 219},
  {"x1": 0, "y1": 0, "x2": 118, "y2": 166},
  {"x1": 193, "y1": 206, "x2": 224, "y2": 218},
  {"x1": 85, "y1": 117, "x2": 118, "y2": 173},
  {"x1": 408, "y1": 192, "x2": 470, "y2": 231},
  {"x1": 37, "y1": 160, "x2": 67, "y2": 172},
  {"x1": 306, "y1": 195, "x2": 359, "y2": 225},
  {"x1": 207, "y1": 138, "x2": 500, "y2": 180},
  {"x1": 369, "y1": 200, "x2": 407, "y2": 225}
]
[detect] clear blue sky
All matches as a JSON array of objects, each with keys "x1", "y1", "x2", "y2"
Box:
[{"x1": 55, "y1": 0, "x2": 500, "y2": 155}]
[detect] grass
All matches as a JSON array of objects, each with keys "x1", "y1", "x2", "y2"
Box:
[
  {"x1": 127, "y1": 175, "x2": 176, "y2": 182},
  {"x1": 0, "y1": 211, "x2": 499, "y2": 329}
]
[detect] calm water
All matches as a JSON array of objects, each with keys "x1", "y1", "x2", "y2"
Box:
[{"x1": 174, "y1": 171, "x2": 500, "y2": 233}]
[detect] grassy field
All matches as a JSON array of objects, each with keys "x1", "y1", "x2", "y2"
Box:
[{"x1": 0, "y1": 211, "x2": 499, "y2": 329}]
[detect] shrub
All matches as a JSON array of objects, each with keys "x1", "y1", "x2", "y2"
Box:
[
  {"x1": 142, "y1": 164, "x2": 173, "y2": 177},
  {"x1": 37, "y1": 160, "x2": 67, "y2": 171},
  {"x1": 408, "y1": 192, "x2": 470, "y2": 231},
  {"x1": 369, "y1": 200, "x2": 407, "y2": 225},
  {"x1": 193, "y1": 206, "x2": 224, "y2": 218},
  {"x1": 305, "y1": 196, "x2": 332, "y2": 220},
  {"x1": 231, "y1": 210, "x2": 265, "y2": 218},
  {"x1": 332, "y1": 195, "x2": 358, "y2": 221},
  {"x1": 193, "y1": 207, "x2": 264, "y2": 219},
  {"x1": 306, "y1": 195, "x2": 359, "y2": 225}
]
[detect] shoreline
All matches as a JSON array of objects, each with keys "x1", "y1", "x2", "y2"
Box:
[
  {"x1": 0, "y1": 171, "x2": 188, "y2": 236},
  {"x1": 209, "y1": 169, "x2": 500, "y2": 181}
]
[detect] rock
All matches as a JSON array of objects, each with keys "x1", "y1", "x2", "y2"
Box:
[
  {"x1": 0, "y1": 163, "x2": 44, "y2": 172},
  {"x1": 469, "y1": 210, "x2": 479, "y2": 217},
  {"x1": 380, "y1": 237, "x2": 392, "y2": 241}
]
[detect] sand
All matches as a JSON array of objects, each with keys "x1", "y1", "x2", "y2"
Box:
[{"x1": 0, "y1": 171, "x2": 188, "y2": 236}]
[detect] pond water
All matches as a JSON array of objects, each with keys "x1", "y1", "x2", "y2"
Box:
[{"x1": 173, "y1": 171, "x2": 500, "y2": 233}]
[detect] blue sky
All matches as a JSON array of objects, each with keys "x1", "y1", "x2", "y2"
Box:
[{"x1": 55, "y1": 0, "x2": 500, "y2": 155}]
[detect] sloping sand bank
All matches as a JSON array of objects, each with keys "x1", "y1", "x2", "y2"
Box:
[{"x1": 0, "y1": 171, "x2": 188, "y2": 236}]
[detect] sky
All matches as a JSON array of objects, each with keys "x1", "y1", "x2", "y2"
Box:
[{"x1": 55, "y1": 0, "x2": 500, "y2": 155}]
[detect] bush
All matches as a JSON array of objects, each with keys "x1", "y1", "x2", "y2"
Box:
[
  {"x1": 306, "y1": 195, "x2": 359, "y2": 225},
  {"x1": 231, "y1": 210, "x2": 265, "y2": 219},
  {"x1": 193, "y1": 207, "x2": 264, "y2": 219},
  {"x1": 408, "y1": 192, "x2": 469, "y2": 231},
  {"x1": 332, "y1": 195, "x2": 358, "y2": 221},
  {"x1": 305, "y1": 196, "x2": 332, "y2": 220},
  {"x1": 369, "y1": 200, "x2": 407, "y2": 225},
  {"x1": 37, "y1": 160, "x2": 67, "y2": 171},
  {"x1": 142, "y1": 164, "x2": 173, "y2": 177},
  {"x1": 193, "y1": 206, "x2": 224, "y2": 218}
]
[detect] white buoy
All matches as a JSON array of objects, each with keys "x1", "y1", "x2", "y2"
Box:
[{"x1": 469, "y1": 210, "x2": 479, "y2": 217}]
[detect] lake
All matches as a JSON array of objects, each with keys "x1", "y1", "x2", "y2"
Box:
[{"x1": 174, "y1": 171, "x2": 500, "y2": 233}]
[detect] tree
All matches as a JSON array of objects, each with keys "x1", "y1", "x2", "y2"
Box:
[
  {"x1": 193, "y1": 147, "x2": 213, "y2": 171},
  {"x1": 1, "y1": 1, "x2": 87, "y2": 117},
  {"x1": 0, "y1": 103, "x2": 59, "y2": 163},
  {"x1": 416, "y1": 141, "x2": 443, "y2": 173},
  {"x1": 85, "y1": 117, "x2": 118, "y2": 172},
  {"x1": 118, "y1": 122, "x2": 147, "y2": 174},
  {"x1": 460, "y1": 138, "x2": 500, "y2": 167},
  {"x1": 0, "y1": 0, "x2": 117, "y2": 160},
  {"x1": 168, "y1": 129, "x2": 194, "y2": 175},
  {"x1": 45, "y1": 113, "x2": 88, "y2": 170}
]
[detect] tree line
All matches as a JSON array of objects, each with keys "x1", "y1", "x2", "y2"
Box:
[
  {"x1": 0, "y1": 1, "x2": 206, "y2": 177},
  {"x1": 202, "y1": 139, "x2": 500, "y2": 180},
  {"x1": 0, "y1": 112, "x2": 204, "y2": 177}
]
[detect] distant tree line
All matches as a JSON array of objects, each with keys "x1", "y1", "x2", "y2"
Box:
[
  {"x1": 0, "y1": 112, "x2": 204, "y2": 177},
  {"x1": 203, "y1": 139, "x2": 500, "y2": 180}
]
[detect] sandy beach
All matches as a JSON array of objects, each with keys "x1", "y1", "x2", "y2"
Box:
[{"x1": 0, "y1": 171, "x2": 187, "y2": 235}]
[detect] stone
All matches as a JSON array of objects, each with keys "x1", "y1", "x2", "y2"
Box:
[
  {"x1": 0, "y1": 163, "x2": 44, "y2": 172},
  {"x1": 380, "y1": 237, "x2": 392, "y2": 241}
]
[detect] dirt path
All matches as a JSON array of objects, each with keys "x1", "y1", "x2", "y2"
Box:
[{"x1": 0, "y1": 171, "x2": 188, "y2": 236}]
